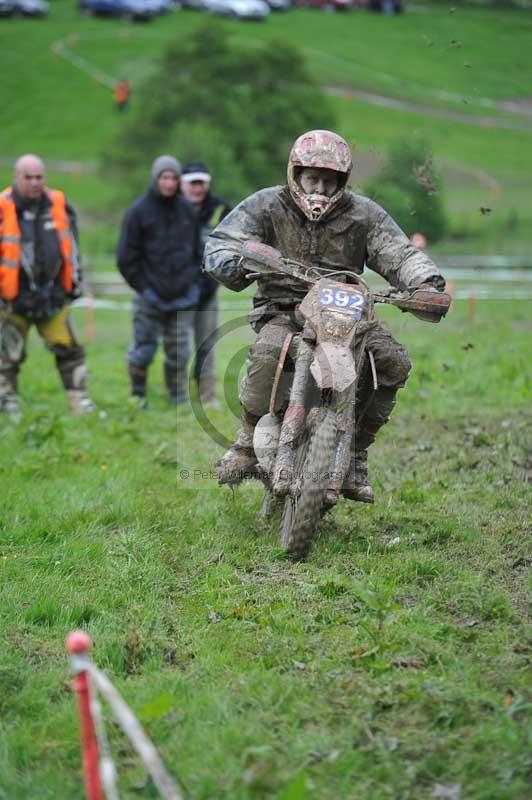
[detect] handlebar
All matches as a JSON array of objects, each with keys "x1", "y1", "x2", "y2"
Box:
[{"x1": 240, "y1": 241, "x2": 451, "y2": 322}]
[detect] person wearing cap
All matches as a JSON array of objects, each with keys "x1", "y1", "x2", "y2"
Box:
[
  {"x1": 180, "y1": 162, "x2": 231, "y2": 407},
  {"x1": 117, "y1": 155, "x2": 201, "y2": 406}
]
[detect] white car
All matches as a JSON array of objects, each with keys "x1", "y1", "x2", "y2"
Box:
[
  {"x1": 206, "y1": 0, "x2": 270, "y2": 20},
  {"x1": 0, "y1": 0, "x2": 49, "y2": 14}
]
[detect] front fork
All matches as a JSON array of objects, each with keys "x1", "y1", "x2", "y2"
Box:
[
  {"x1": 271, "y1": 327, "x2": 361, "y2": 502},
  {"x1": 325, "y1": 380, "x2": 357, "y2": 505},
  {"x1": 272, "y1": 329, "x2": 314, "y2": 496}
]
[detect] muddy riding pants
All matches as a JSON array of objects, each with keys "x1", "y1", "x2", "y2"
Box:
[{"x1": 0, "y1": 307, "x2": 87, "y2": 398}]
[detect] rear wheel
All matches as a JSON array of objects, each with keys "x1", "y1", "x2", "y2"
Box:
[{"x1": 280, "y1": 407, "x2": 336, "y2": 559}]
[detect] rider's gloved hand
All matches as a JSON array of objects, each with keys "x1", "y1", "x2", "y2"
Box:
[{"x1": 416, "y1": 276, "x2": 446, "y2": 292}]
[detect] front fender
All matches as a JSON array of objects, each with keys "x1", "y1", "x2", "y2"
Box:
[{"x1": 310, "y1": 343, "x2": 357, "y2": 392}]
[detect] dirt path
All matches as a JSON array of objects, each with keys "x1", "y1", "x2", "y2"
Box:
[
  {"x1": 49, "y1": 32, "x2": 532, "y2": 135},
  {"x1": 326, "y1": 86, "x2": 532, "y2": 134}
]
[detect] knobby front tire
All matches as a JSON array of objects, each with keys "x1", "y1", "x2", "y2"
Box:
[{"x1": 280, "y1": 407, "x2": 337, "y2": 560}]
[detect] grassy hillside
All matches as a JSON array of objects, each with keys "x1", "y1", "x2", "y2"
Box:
[
  {"x1": 0, "y1": 298, "x2": 530, "y2": 798},
  {"x1": 1, "y1": 2, "x2": 532, "y2": 254},
  {"x1": 1, "y1": 6, "x2": 530, "y2": 798}
]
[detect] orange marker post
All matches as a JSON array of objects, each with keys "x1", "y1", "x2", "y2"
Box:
[
  {"x1": 66, "y1": 631, "x2": 103, "y2": 800},
  {"x1": 467, "y1": 292, "x2": 476, "y2": 324}
]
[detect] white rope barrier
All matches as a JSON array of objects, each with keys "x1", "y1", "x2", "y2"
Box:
[
  {"x1": 86, "y1": 663, "x2": 183, "y2": 800},
  {"x1": 89, "y1": 685, "x2": 120, "y2": 800},
  {"x1": 66, "y1": 632, "x2": 183, "y2": 800}
]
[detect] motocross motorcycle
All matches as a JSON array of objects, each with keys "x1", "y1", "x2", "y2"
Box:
[{"x1": 240, "y1": 241, "x2": 451, "y2": 560}]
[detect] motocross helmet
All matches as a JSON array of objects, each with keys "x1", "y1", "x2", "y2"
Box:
[{"x1": 287, "y1": 130, "x2": 352, "y2": 222}]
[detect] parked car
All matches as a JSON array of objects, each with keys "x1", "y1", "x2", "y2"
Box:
[
  {"x1": 294, "y1": 0, "x2": 352, "y2": 9},
  {"x1": 368, "y1": 0, "x2": 404, "y2": 11},
  {"x1": 206, "y1": 0, "x2": 270, "y2": 20},
  {"x1": 266, "y1": 0, "x2": 291, "y2": 10},
  {"x1": 13, "y1": 0, "x2": 49, "y2": 15},
  {"x1": 151, "y1": 0, "x2": 179, "y2": 12},
  {"x1": 181, "y1": 0, "x2": 210, "y2": 8},
  {"x1": 0, "y1": 0, "x2": 16, "y2": 15},
  {"x1": 77, "y1": 0, "x2": 159, "y2": 20}
]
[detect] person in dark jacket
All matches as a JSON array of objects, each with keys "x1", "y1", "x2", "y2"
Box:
[
  {"x1": 0, "y1": 154, "x2": 94, "y2": 418},
  {"x1": 180, "y1": 161, "x2": 231, "y2": 407},
  {"x1": 117, "y1": 155, "x2": 201, "y2": 406}
]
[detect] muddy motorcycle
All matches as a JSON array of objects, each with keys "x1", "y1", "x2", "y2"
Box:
[{"x1": 240, "y1": 241, "x2": 451, "y2": 559}]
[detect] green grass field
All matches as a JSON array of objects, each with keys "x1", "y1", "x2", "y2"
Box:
[
  {"x1": 1, "y1": 2, "x2": 532, "y2": 255},
  {"x1": 1, "y1": 297, "x2": 530, "y2": 798},
  {"x1": 1, "y1": 4, "x2": 531, "y2": 797}
]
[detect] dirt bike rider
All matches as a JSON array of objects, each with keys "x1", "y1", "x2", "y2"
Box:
[{"x1": 204, "y1": 130, "x2": 446, "y2": 502}]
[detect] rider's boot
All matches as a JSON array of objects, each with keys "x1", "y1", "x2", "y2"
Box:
[
  {"x1": 215, "y1": 409, "x2": 260, "y2": 485},
  {"x1": 343, "y1": 449, "x2": 374, "y2": 504},
  {"x1": 342, "y1": 386, "x2": 398, "y2": 503}
]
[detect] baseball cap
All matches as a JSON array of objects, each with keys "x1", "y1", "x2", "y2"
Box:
[{"x1": 181, "y1": 161, "x2": 211, "y2": 183}]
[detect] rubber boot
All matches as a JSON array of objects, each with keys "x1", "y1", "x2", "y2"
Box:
[
  {"x1": 128, "y1": 363, "x2": 148, "y2": 404},
  {"x1": 198, "y1": 376, "x2": 219, "y2": 409},
  {"x1": 343, "y1": 386, "x2": 398, "y2": 503},
  {"x1": 66, "y1": 390, "x2": 95, "y2": 416},
  {"x1": 55, "y1": 350, "x2": 95, "y2": 416},
  {"x1": 0, "y1": 371, "x2": 20, "y2": 418},
  {"x1": 164, "y1": 363, "x2": 187, "y2": 406},
  {"x1": 215, "y1": 410, "x2": 260, "y2": 485}
]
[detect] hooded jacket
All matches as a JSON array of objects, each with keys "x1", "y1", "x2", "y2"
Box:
[
  {"x1": 117, "y1": 179, "x2": 201, "y2": 309},
  {"x1": 204, "y1": 185, "x2": 445, "y2": 325}
]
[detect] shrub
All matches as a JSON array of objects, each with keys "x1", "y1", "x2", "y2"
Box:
[
  {"x1": 363, "y1": 138, "x2": 448, "y2": 244},
  {"x1": 102, "y1": 21, "x2": 336, "y2": 206}
]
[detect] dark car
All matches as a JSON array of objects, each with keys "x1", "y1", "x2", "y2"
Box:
[
  {"x1": 368, "y1": 0, "x2": 404, "y2": 10},
  {"x1": 78, "y1": 0, "x2": 159, "y2": 20},
  {"x1": 294, "y1": 0, "x2": 352, "y2": 10}
]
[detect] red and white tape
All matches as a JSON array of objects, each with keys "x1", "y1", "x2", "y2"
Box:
[{"x1": 66, "y1": 631, "x2": 182, "y2": 800}]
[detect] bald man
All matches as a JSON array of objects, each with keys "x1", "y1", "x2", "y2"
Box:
[{"x1": 0, "y1": 154, "x2": 94, "y2": 416}]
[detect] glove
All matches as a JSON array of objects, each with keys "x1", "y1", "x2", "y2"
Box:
[
  {"x1": 416, "y1": 275, "x2": 446, "y2": 292},
  {"x1": 141, "y1": 287, "x2": 163, "y2": 307}
]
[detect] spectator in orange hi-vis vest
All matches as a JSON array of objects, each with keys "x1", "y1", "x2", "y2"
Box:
[
  {"x1": 113, "y1": 79, "x2": 130, "y2": 111},
  {"x1": 0, "y1": 154, "x2": 95, "y2": 418}
]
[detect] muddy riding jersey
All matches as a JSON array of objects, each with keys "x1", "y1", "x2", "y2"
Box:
[{"x1": 204, "y1": 185, "x2": 445, "y2": 325}]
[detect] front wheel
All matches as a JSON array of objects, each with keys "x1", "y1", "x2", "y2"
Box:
[
  {"x1": 258, "y1": 486, "x2": 274, "y2": 518},
  {"x1": 280, "y1": 407, "x2": 337, "y2": 560}
]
